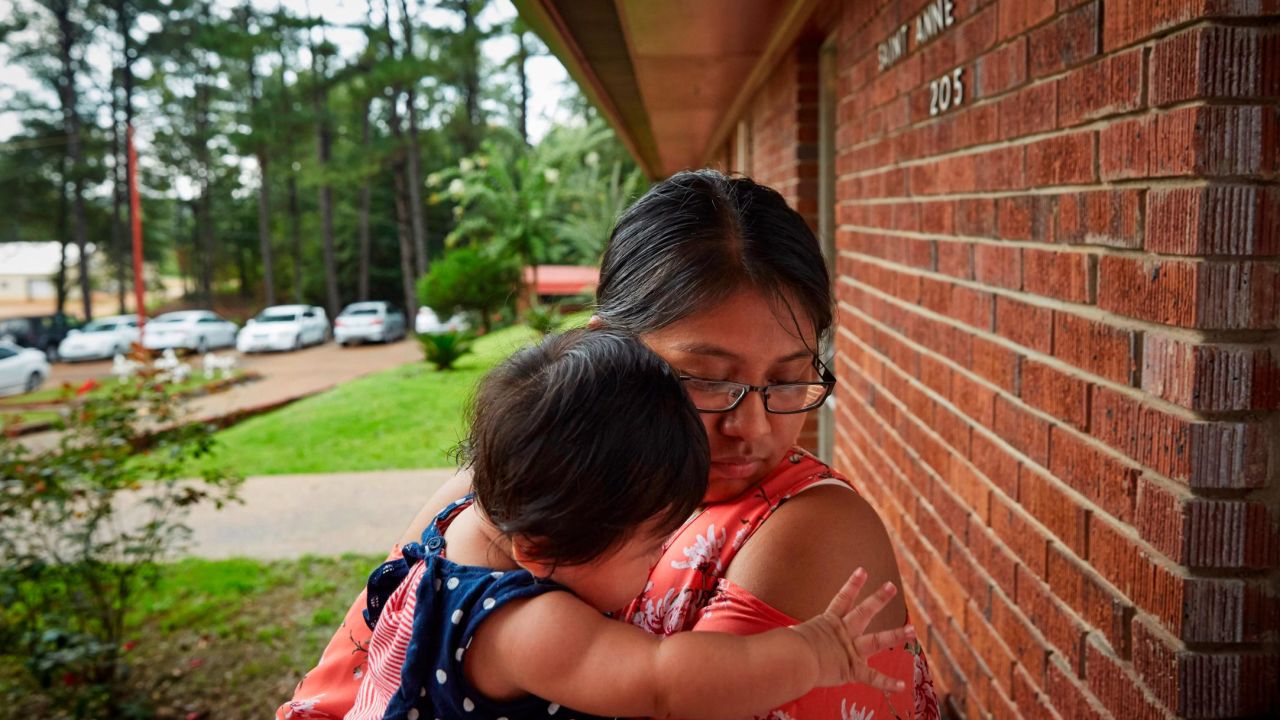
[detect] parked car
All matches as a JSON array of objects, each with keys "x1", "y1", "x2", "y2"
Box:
[
  {"x1": 237, "y1": 304, "x2": 330, "y2": 353},
  {"x1": 0, "y1": 340, "x2": 51, "y2": 397},
  {"x1": 0, "y1": 313, "x2": 80, "y2": 361},
  {"x1": 334, "y1": 302, "x2": 406, "y2": 346},
  {"x1": 414, "y1": 306, "x2": 470, "y2": 335},
  {"x1": 56, "y1": 314, "x2": 141, "y2": 361},
  {"x1": 141, "y1": 310, "x2": 238, "y2": 353}
]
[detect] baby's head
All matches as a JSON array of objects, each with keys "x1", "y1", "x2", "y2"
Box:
[{"x1": 466, "y1": 328, "x2": 709, "y2": 610}]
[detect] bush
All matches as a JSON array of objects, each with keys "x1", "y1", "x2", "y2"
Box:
[
  {"x1": 0, "y1": 369, "x2": 241, "y2": 717},
  {"x1": 416, "y1": 331, "x2": 475, "y2": 371},
  {"x1": 524, "y1": 303, "x2": 562, "y2": 337},
  {"x1": 417, "y1": 247, "x2": 520, "y2": 334}
]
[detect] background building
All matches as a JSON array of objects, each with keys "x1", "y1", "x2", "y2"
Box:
[{"x1": 519, "y1": 1, "x2": 1280, "y2": 717}]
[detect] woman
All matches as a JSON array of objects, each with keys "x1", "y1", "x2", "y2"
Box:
[{"x1": 279, "y1": 170, "x2": 938, "y2": 719}]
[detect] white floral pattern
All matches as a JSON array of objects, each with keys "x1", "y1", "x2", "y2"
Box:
[
  {"x1": 841, "y1": 698, "x2": 875, "y2": 720},
  {"x1": 671, "y1": 524, "x2": 727, "y2": 574}
]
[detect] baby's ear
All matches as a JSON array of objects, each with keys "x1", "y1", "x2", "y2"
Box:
[
  {"x1": 586, "y1": 315, "x2": 605, "y2": 330},
  {"x1": 510, "y1": 536, "x2": 554, "y2": 580}
]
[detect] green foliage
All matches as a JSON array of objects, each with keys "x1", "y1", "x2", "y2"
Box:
[
  {"x1": 417, "y1": 330, "x2": 476, "y2": 371},
  {"x1": 0, "y1": 369, "x2": 242, "y2": 717},
  {"x1": 416, "y1": 246, "x2": 519, "y2": 333},
  {"x1": 524, "y1": 303, "x2": 562, "y2": 337}
]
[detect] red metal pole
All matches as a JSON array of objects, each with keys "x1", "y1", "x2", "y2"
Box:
[{"x1": 127, "y1": 124, "x2": 147, "y2": 330}]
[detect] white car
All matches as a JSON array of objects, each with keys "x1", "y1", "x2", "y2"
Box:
[
  {"x1": 141, "y1": 311, "x2": 238, "y2": 353},
  {"x1": 237, "y1": 304, "x2": 330, "y2": 353},
  {"x1": 334, "y1": 302, "x2": 407, "y2": 346},
  {"x1": 57, "y1": 314, "x2": 141, "y2": 361},
  {"x1": 415, "y1": 307, "x2": 470, "y2": 335},
  {"x1": 0, "y1": 341, "x2": 51, "y2": 397}
]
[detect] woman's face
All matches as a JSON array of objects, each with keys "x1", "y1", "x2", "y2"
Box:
[{"x1": 641, "y1": 287, "x2": 820, "y2": 503}]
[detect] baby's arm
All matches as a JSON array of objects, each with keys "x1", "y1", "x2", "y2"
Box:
[{"x1": 471, "y1": 568, "x2": 912, "y2": 719}]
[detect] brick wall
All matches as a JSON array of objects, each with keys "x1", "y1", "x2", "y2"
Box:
[{"x1": 817, "y1": 0, "x2": 1280, "y2": 717}]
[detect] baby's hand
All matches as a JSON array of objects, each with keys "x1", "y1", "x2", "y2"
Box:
[{"x1": 789, "y1": 567, "x2": 915, "y2": 691}]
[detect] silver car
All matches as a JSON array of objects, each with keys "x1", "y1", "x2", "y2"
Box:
[
  {"x1": 334, "y1": 302, "x2": 407, "y2": 346},
  {"x1": 141, "y1": 310, "x2": 238, "y2": 353},
  {"x1": 0, "y1": 340, "x2": 51, "y2": 397}
]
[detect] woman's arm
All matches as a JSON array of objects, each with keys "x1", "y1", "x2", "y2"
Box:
[
  {"x1": 726, "y1": 484, "x2": 909, "y2": 632},
  {"x1": 472, "y1": 570, "x2": 913, "y2": 720},
  {"x1": 396, "y1": 468, "x2": 474, "y2": 545}
]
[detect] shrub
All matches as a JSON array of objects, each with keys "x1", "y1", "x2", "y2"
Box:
[
  {"x1": 0, "y1": 368, "x2": 241, "y2": 717},
  {"x1": 524, "y1": 303, "x2": 562, "y2": 337},
  {"x1": 417, "y1": 331, "x2": 475, "y2": 371},
  {"x1": 417, "y1": 247, "x2": 520, "y2": 334}
]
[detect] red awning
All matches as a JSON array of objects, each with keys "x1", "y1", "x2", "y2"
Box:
[{"x1": 524, "y1": 265, "x2": 599, "y2": 296}]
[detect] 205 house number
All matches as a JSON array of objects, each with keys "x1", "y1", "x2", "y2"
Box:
[{"x1": 929, "y1": 68, "x2": 965, "y2": 116}]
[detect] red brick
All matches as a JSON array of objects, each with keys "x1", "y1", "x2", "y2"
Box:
[
  {"x1": 1087, "y1": 515, "x2": 1143, "y2": 598},
  {"x1": 997, "y1": 81, "x2": 1058, "y2": 139},
  {"x1": 966, "y1": 600, "x2": 1018, "y2": 694},
  {"x1": 1056, "y1": 189, "x2": 1142, "y2": 249},
  {"x1": 1046, "y1": 544, "x2": 1134, "y2": 655},
  {"x1": 952, "y1": 367, "x2": 996, "y2": 428},
  {"x1": 994, "y1": 295, "x2": 1053, "y2": 354},
  {"x1": 999, "y1": 0, "x2": 1056, "y2": 39},
  {"x1": 1141, "y1": 333, "x2": 1280, "y2": 412},
  {"x1": 1089, "y1": 385, "x2": 1271, "y2": 489},
  {"x1": 970, "y1": 518, "x2": 1018, "y2": 597},
  {"x1": 1028, "y1": 1, "x2": 1100, "y2": 77},
  {"x1": 1022, "y1": 248, "x2": 1095, "y2": 303},
  {"x1": 1146, "y1": 185, "x2": 1280, "y2": 256},
  {"x1": 971, "y1": 336, "x2": 1018, "y2": 391},
  {"x1": 1057, "y1": 48, "x2": 1144, "y2": 127},
  {"x1": 975, "y1": 243, "x2": 1023, "y2": 289},
  {"x1": 990, "y1": 588, "x2": 1050, "y2": 681},
  {"x1": 936, "y1": 240, "x2": 974, "y2": 279},
  {"x1": 972, "y1": 428, "x2": 1021, "y2": 497},
  {"x1": 1019, "y1": 466, "x2": 1089, "y2": 555},
  {"x1": 955, "y1": 197, "x2": 998, "y2": 237},
  {"x1": 1135, "y1": 475, "x2": 1280, "y2": 570},
  {"x1": 975, "y1": 36, "x2": 1028, "y2": 99},
  {"x1": 994, "y1": 395, "x2": 1050, "y2": 466},
  {"x1": 934, "y1": 401, "x2": 974, "y2": 457},
  {"x1": 1052, "y1": 312, "x2": 1138, "y2": 386},
  {"x1": 1097, "y1": 255, "x2": 1279, "y2": 330},
  {"x1": 1012, "y1": 663, "x2": 1053, "y2": 718},
  {"x1": 1015, "y1": 565, "x2": 1088, "y2": 672},
  {"x1": 1151, "y1": 24, "x2": 1279, "y2": 105},
  {"x1": 1100, "y1": 0, "x2": 1280, "y2": 51},
  {"x1": 917, "y1": 496, "x2": 954, "y2": 559},
  {"x1": 993, "y1": 491, "x2": 1054, "y2": 577},
  {"x1": 997, "y1": 194, "x2": 1055, "y2": 243},
  {"x1": 1020, "y1": 359, "x2": 1090, "y2": 431},
  {"x1": 1106, "y1": 105, "x2": 1280, "y2": 180},
  {"x1": 1131, "y1": 616, "x2": 1280, "y2": 717},
  {"x1": 1084, "y1": 637, "x2": 1167, "y2": 720},
  {"x1": 1045, "y1": 656, "x2": 1108, "y2": 719},
  {"x1": 1048, "y1": 426, "x2": 1139, "y2": 523},
  {"x1": 1026, "y1": 131, "x2": 1097, "y2": 186},
  {"x1": 919, "y1": 199, "x2": 956, "y2": 235},
  {"x1": 1098, "y1": 115, "x2": 1152, "y2": 180}
]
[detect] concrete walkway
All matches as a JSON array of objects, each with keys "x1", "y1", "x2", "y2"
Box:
[{"x1": 180, "y1": 468, "x2": 457, "y2": 560}]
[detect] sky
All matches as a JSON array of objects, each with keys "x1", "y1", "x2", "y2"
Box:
[{"x1": 0, "y1": 0, "x2": 575, "y2": 144}]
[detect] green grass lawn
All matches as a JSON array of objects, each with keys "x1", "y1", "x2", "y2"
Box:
[
  {"x1": 1, "y1": 554, "x2": 381, "y2": 720},
  {"x1": 196, "y1": 316, "x2": 586, "y2": 477}
]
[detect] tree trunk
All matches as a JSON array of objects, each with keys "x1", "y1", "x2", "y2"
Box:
[
  {"x1": 54, "y1": 0, "x2": 92, "y2": 321},
  {"x1": 115, "y1": 0, "x2": 137, "y2": 312},
  {"x1": 109, "y1": 73, "x2": 127, "y2": 313},
  {"x1": 398, "y1": 0, "x2": 428, "y2": 277},
  {"x1": 311, "y1": 41, "x2": 341, "y2": 318},
  {"x1": 461, "y1": 0, "x2": 480, "y2": 155},
  {"x1": 382, "y1": 0, "x2": 418, "y2": 319},
  {"x1": 357, "y1": 99, "x2": 372, "y2": 301},
  {"x1": 55, "y1": 157, "x2": 69, "y2": 318},
  {"x1": 287, "y1": 171, "x2": 303, "y2": 301},
  {"x1": 195, "y1": 83, "x2": 214, "y2": 305},
  {"x1": 517, "y1": 29, "x2": 529, "y2": 146},
  {"x1": 245, "y1": 24, "x2": 276, "y2": 307}
]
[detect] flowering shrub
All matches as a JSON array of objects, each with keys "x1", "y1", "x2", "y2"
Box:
[{"x1": 0, "y1": 368, "x2": 241, "y2": 717}]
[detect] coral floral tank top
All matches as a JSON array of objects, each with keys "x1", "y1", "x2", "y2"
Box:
[{"x1": 621, "y1": 448, "x2": 940, "y2": 720}]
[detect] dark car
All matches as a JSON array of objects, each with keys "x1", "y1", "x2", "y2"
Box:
[{"x1": 0, "y1": 313, "x2": 81, "y2": 361}]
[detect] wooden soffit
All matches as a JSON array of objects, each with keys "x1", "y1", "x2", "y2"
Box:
[{"x1": 516, "y1": 0, "x2": 827, "y2": 179}]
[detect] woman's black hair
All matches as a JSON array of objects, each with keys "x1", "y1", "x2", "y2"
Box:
[
  {"x1": 465, "y1": 329, "x2": 709, "y2": 566},
  {"x1": 595, "y1": 169, "x2": 834, "y2": 348}
]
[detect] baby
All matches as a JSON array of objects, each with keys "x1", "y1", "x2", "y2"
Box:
[{"x1": 348, "y1": 329, "x2": 913, "y2": 719}]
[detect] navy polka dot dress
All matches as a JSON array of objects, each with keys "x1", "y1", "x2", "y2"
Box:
[{"x1": 365, "y1": 496, "x2": 604, "y2": 720}]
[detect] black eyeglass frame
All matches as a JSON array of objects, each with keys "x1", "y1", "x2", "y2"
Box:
[{"x1": 678, "y1": 357, "x2": 837, "y2": 415}]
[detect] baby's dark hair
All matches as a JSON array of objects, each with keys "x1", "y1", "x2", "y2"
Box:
[{"x1": 464, "y1": 329, "x2": 709, "y2": 566}]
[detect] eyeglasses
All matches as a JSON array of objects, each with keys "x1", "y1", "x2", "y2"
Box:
[{"x1": 678, "y1": 359, "x2": 836, "y2": 414}]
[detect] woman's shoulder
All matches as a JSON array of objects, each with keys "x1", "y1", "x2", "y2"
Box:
[{"x1": 724, "y1": 473, "x2": 907, "y2": 629}]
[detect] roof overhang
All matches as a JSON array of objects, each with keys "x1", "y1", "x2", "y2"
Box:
[{"x1": 516, "y1": 0, "x2": 829, "y2": 179}]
